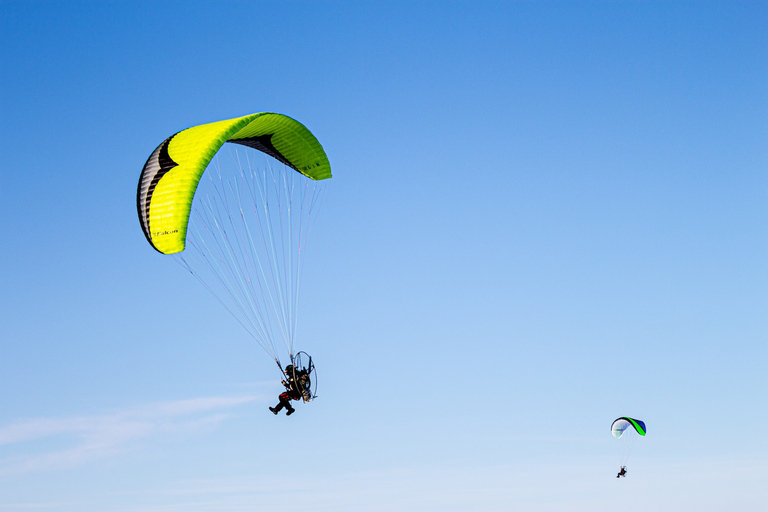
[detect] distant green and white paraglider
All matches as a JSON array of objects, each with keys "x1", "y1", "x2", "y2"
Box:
[{"x1": 611, "y1": 417, "x2": 646, "y2": 478}]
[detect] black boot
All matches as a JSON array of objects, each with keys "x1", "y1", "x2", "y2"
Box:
[
  {"x1": 286, "y1": 408, "x2": 295, "y2": 416},
  {"x1": 269, "y1": 406, "x2": 278, "y2": 415}
]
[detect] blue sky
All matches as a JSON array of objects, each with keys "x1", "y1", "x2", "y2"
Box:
[{"x1": 1, "y1": 1, "x2": 766, "y2": 510}]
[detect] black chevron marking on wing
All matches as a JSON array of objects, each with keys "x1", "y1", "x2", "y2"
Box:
[{"x1": 228, "y1": 134, "x2": 299, "y2": 172}]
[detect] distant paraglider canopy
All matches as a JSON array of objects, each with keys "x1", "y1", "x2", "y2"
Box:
[
  {"x1": 611, "y1": 417, "x2": 647, "y2": 438},
  {"x1": 137, "y1": 112, "x2": 331, "y2": 386}
]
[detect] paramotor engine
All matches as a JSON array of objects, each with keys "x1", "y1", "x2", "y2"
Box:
[{"x1": 285, "y1": 351, "x2": 317, "y2": 402}]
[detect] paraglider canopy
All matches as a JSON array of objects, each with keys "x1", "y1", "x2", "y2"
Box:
[
  {"x1": 137, "y1": 112, "x2": 331, "y2": 255},
  {"x1": 611, "y1": 417, "x2": 647, "y2": 438}
]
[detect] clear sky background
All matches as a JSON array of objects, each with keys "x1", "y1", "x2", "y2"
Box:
[{"x1": 1, "y1": 1, "x2": 766, "y2": 511}]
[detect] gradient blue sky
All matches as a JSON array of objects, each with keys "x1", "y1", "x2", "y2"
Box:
[{"x1": 1, "y1": 1, "x2": 766, "y2": 511}]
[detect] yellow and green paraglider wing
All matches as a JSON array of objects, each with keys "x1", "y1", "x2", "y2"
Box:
[{"x1": 137, "y1": 112, "x2": 331, "y2": 254}]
